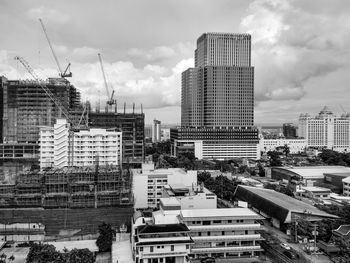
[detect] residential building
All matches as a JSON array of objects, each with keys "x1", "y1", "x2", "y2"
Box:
[
  {"x1": 132, "y1": 161, "x2": 197, "y2": 209},
  {"x1": 161, "y1": 128, "x2": 170, "y2": 141},
  {"x1": 260, "y1": 138, "x2": 306, "y2": 154},
  {"x1": 179, "y1": 208, "x2": 264, "y2": 260},
  {"x1": 324, "y1": 172, "x2": 350, "y2": 193},
  {"x1": 296, "y1": 186, "x2": 332, "y2": 201},
  {"x1": 132, "y1": 213, "x2": 193, "y2": 263},
  {"x1": 332, "y1": 225, "x2": 350, "y2": 247},
  {"x1": 298, "y1": 106, "x2": 350, "y2": 151},
  {"x1": 342, "y1": 176, "x2": 350, "y2": 196},
  {"x1": 152, "y1": 119, "x2": 161, "y2": 143},
  {"x1": 171, "y1": 33, "x2": 260, "y2": 160},
  {"x1": 283, "y1": 123, "x2": 297, "y2": 139},
  {"x1": 40, "y1": 118, "x2": 122, "y2": 169}
]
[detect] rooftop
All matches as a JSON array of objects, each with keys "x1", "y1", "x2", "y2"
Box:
[
  {"x1": 180, "y1": 208, "x2": 261, "y2": 219},
  {"x1": 342, "y1": 177, "x2": 350, "y2": 183},
  {"x1": 275, "y1": 166, "x2": 350, "y2": 179},
  {"x1": 137, "y1": 223, "x2": 189, "y2": 234},
  {"x1": 160, "y1": 197, "x2": 181, "y2": 207},
  {"x1": 302, "y1": 186, "x2": 332, "y2": 193},
  {"x1": 333, "y1": 225, "x2": 350, "y2": 236},
  {"x1": 234, "y1": 185, "x2": 338, "y2": 223}
]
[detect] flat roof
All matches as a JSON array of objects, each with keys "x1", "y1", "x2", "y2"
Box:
[
  {"x1": 160, "y1": 197, "x2": 181, "y2": 207},
  {"x1": 343, "y1": 177, "x2": 350, "y2": 183},
  {"x1": 324, "y1": 172, "x2": 350, "y2": 177},
  {"x1": 180, "y1": 208, "x2": 261, "y2": 219},
  {"x1": 302, "y1": 186, "x2": 332, "y2": 193}
]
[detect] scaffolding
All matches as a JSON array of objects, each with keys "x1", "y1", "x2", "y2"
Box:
[{"x1": 0, "y1": 165, "x2": 133, "y2": 209}]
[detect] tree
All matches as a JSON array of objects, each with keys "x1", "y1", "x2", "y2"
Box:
[
  {"x1": 26, "y1": 243, "x2": 64, "y2": 263},
  {"x1": 267, "y1": 151, "x2": 282, "y2": 166},
  {"x1": 282, "y1": 144, "x2": 290, "y2": 157},
  {"x1": 66, "y1": 249, "x2": 95, "y2": 263},
  {"x1": 8, "y1": 255, "x2": 15, "y2": 263},
  {"x1": 96, "y1": 222, "x2": 114, "y2": 252}
]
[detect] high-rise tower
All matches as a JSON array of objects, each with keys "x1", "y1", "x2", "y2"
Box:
[{"x1": 172, "y1": 33, "x2": 259, "y2": 160}]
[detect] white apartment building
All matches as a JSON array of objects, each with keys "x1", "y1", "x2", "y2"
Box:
[
  {"x1": 299, "y1": 106, "x2": 350, "y2": 151},
  {"x1": 152, "y1": 119, "x2": 161, "y2": 143},
  {"x1": 179, "y1": 208, "x2": 264, "y2": 260},
  {"x1": 342, "y1": 177, "x2": 350, "y2": 196},
  {"x1": 132, "y1": 162, "x2": 197, "y2": 209},
  {"x1": 0, "y1": 223, "x2": 45, "y2": 242},
  {"x1": 260, "y1": 137, "x2": 307, "y2": 154},
  {"x1": 40, "y1": 119, "x2": 122, "y2": 169}
]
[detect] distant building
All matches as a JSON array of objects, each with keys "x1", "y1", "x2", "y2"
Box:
[
  {"x1": 161, "y1": 128, "x2": 170, "y2": 141},
  {"x1": 260, "y1": 138, "x2": 306, "y2": 154},
  {"x1": 171, "y1": 33, "x2": 260, "y2": 160},
  {"x1": 324, "y1": 172, "x2": 350, "y2": 193},
  {"x1": 132, "y1": 161, "x2": 197, "y2": 209},
  {"x1": 299, "y1": 106, "x2": 350, "y2": 151},
  {"x1": 152, "y1": 119, "x2": 161, "y2": 143},
  {"x1": 283, "y1": 123, "x2": 297, "y2": 138},
  {"x1": 144, "y1": 125, "x2": 152, "y2": 140},
  {"x1": 40, "y1": 119, "x2": 122, "y2": 169},
  {"x1": 296, "y1": 186, "x2": 332, "y2": 201}
]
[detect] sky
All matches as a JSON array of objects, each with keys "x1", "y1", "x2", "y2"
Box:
[{"x1": 1, "y1": 0, "x2": 350, "y2": 125}]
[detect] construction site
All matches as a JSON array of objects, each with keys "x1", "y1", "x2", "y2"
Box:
[{"x1": 0, "y1": 165, "x2": 133, "y2": 208}]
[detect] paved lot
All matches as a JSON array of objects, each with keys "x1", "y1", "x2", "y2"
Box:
[{"x1": 0, "y1": 247, "x2": 30, "y2": 263}]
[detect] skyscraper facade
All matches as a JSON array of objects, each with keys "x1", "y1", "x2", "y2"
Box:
[{"x1": 172, "y1": 33, "x2": 259, "y2": 160}]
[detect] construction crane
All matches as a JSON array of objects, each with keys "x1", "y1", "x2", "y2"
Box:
[
  {"x1": 15, "y1": 56, "x2": 88, "y2": 166},
  {"x1": 98, "y1": 53, "x2": 115, "y2": 105},
  {"x1": 39, "y1": 18, "x2": 72, "y2": 78}
]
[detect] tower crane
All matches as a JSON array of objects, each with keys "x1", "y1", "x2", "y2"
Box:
[
  {"x1": 98, "y1": 53, "x2": 115, "y2": 105},
  {"x1": 39, "y1": 18, "x2": 72, "y2": 78},
  {"x1": 15, "y1": 56, "x2": 88, "y2": 166}
]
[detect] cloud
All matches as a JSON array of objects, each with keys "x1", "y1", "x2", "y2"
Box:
[
  {"x1": 71, "y1": 46, "x2": 100, "y2": 60},
  {"x1": 26, "y1": 6, "x2": 70, "y2": 24},
  {"x1": 127, "y1": 42, "x2": 194, "y2": 63},
  {"x1": 241, "y1": 0, "x2": 350, "y2": 104}
]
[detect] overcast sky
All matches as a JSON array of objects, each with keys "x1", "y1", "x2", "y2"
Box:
[{"x1": 1, "y1": 0, "x2": 350, "y2": 124}]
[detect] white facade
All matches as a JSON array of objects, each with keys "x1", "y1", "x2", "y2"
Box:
[
  {"x1": 342, "y1": 177, "x2": 350, "y2": 196},
  {"x1": 180, "y1": 208, "x2": 263, "y2": 260},
  {"x1": 299, "y1": 106, "x2": 350, "y2": 151},
  {"x1": 0, "y1": 223, "x2": 45, "y2": 242},
  {"x1": 152, "y1": 119, "x2": 161, "y2": 143},
  {"x1": 174, "y1": 139, "x2": 260, "y2": 160},
  {"x1": 40, "y1": 119, "x2": 122, "y2": 169},
  {"x1": 260, "y1": 138, "x2": 307, "y2": 154},
  {"x1": 132, "y1": 162, "x2": 197, "y2": 209},
  {"x1": 161, "y1": 128, "x2": 171, "y2": 141}
]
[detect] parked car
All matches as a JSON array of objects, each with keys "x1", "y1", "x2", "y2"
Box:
[
  {"x1": 200, "y1": 257, "x2": 215, "y2": 263},
  {"x1": 280, "y1": 243, "x2": 291, "y2": 250}
]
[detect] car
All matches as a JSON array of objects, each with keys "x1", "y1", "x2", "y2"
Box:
[
  {"x1": 283, "y1": 250, "x2": 297, "y2": 259},
  {"x1": 200, "y1": 257, "x2": 215, "y2": 263},
  {"x1": 280, "y1": 243, "x2": 291, "y2": 250}
]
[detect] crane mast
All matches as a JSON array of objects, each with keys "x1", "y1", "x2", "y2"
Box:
[
  {"x1": 39, "y1": 18, "x2": 72, "y2": 78},
  {"x1": 98, "y1": 53, "x2": 115, "y2": 105}
]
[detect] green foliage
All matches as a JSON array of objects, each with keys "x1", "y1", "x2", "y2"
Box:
[
  {"x1": 145, "y1": 140, "x2": 171, "y2": 162},
  {"x1": 267, "y1": 151, "x2": 283, "y2": 166},
  {"x1": 319, "y1": 149, "x2": 350, "y2": 166},
  {"x1": 26, "y1": 243, "x2": 95, "y2": 263},
  {"x1": 198, "y1": 172, "x2": 240, "y2": 201},
  {"x1": 96, "y1": 222, "x2": 114, "y2": 252}
]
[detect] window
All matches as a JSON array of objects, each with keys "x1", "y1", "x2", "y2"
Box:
[
  {"x1": 150, "y1": 246, "x2": 153, "y2": 252},
  {"x1": 171, "y1": 245, "x2": 174, "y2": 251},
  {"x1": 140, "y1": 247, "x2": 143, "y2": 252},
  {"x1": 186, "y1": 245, "x2": 189, "y2": 249}
]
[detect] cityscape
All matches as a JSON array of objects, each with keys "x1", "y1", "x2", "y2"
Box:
[{"x1": 1, "y1": 0, "x2": 350, "y2": 263}]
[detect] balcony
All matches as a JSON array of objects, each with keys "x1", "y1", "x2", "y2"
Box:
[
  {"x1": 191, "y1": 234, "x2": 263, "y2": 242},
  {"x1": 188, "y1": 224, "x2": 261, "y2": 232},
  {"x1": 140, "y1": 251, "x2": 188, "y2": 258},
  {"x1": 191, "y1": 245, "x2": 263, "y2": 254}
]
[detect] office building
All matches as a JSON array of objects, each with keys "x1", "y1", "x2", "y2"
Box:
[
  {"x1": 40, "y1": 119, "x2": 122, "y2": 169},
  {"x1": 282, "y1": 123, "x2": 297, "y2": 139},
  {"x1": 132, "y1": 161, "x2": 197, "y2": 209},
  {"x1": 299, "y1": 106, "x2": 350, "y2": 151},
  {"x1": 171, "y1": 33, "x2": 259, "y2": 160},
  {"x1": 260, "y1": 138, "x2": 306, "y2": 154},
  {"x1": 152, "y1": 119, "x2": 161, "y2": 143}
]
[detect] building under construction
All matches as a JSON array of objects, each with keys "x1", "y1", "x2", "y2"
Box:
[
  {"x1": 0, "y1": 165, "x2": 132, "y2": 209},
  {"x1": 0, "y1": 76, "x2": 81, "y2": 144}
]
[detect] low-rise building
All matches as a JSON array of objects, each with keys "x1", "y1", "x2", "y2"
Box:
[
  {"x1": 132, "y1": 162, "x2": 197, "y2": 209},
  {"x1": 260, "y1": 138, "x2": 306, "y2": 154},
  {"x1": 0, "y1": 223, "x2": 45, "y2": 242},
  {"x1": 332, "y1": 225, "x2": 350, "y2": 247},
  {"x1": 179, "y1": 208, "x2": 264, "y2": 260},
  {"x1": 162, "y1": 184, "x2": 217, "y2": 210},
  {"x1": 234, "y1": 185, "x2": 338, "y2": 233},
  {"x1": 342, "y1": 176, "x2": 350, "y2": 196},
  {"x1": 296, "y1": 186, "x2": 332, "y2": 201}
]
